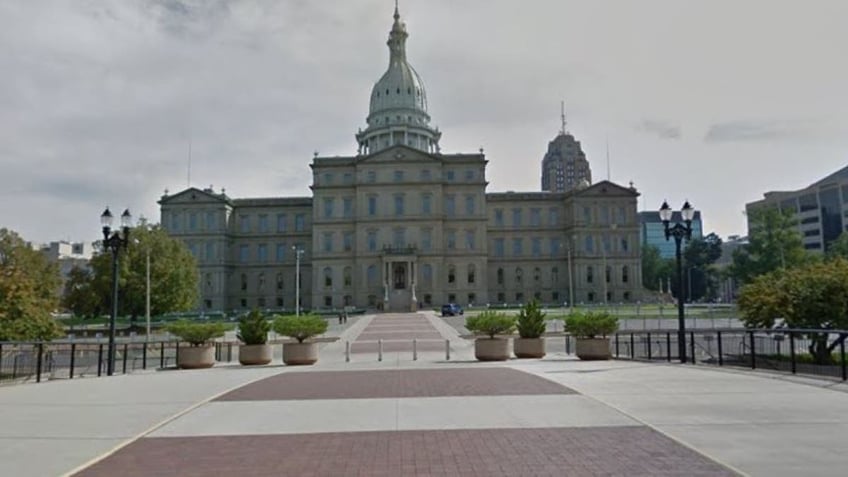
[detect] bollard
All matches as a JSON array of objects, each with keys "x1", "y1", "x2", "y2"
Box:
[
  {"x1": 36, "y1": 343, "x2": 44, "y2": 383},
  {"x1": 122, "y1": 343, "x2": 129, "y2": 374},
  {"x1": 227, "y1": 343, "x2": 232, "y2": 362},
  {"x1": 565, "y1": 335, "x2": 571, "y2": 355},
  {"x1": 445, "y1": 339, "x2": 451, "y2": 360},
  {"x1": 345, "y1": 341, "x2": 350, "y2": 363},
  {"x1": 69, "y1": 343, "x2": 76, "y2": 379},
  {"x1": 160, "y1": 342, "x2": 165, "y2": 369},
  {"x1": 97, "y1": 343, "x2": 104, "y2": 377},
  {"x1": 413, "y1": 339, "x2": 417, "y2": 361},
  {"x1": 142, "y1": 342, "x2": 147, "y2": 370},
  {"x1": 378, "y1": 339, "x2": 383, "y2": 362}
]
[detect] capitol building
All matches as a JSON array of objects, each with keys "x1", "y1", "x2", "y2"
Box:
[{"x1": 159, "y1": 6, "x2": 643, "y2": 313}]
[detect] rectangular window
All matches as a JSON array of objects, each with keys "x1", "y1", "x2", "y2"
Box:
[
  {"x1": 583, "y1": 207, "x2": 591, "y2": 225},
  {"x1": 205, "y1": 211, "x2": 216, "y2": 230},
  {"x1": 295, "y1": 214, "x2": 305, "y2": 232},
  {"x1": 276, "y1": 243, "x2": 286, "y2": 262},
  {"x1": 343, "y1": 232, "x2": 353, "y2": 251},
  {"x1": 239, "y1": 215, "x2": 250, "y2": 233},
  {"x1": 170, "y1": 212, "x2": 181, "y2": 231},
  {"x1": 205, "y1": 242, "x2": 214, "y2": 261},
  {"x1": 343, "y1": 198, "x2": 353, "y2": 218},
  {"x1": 323, "y1": 232, "x2": 333, "y2": 253},
  {"x1": 421, "y1": 229, "x2": 432, "y2": 250},
  {"x1": 621, "y1": 237, "x2": 629, "y2": 252},
  {"x1": 531, "y1": 238, "x2": 542, "y2": 257},
  {"x1": 494, "y1": 238, "x2": 505, "y2": 257},
  {"x1": 257, "y1": 214, "x2": 268, "y2": 232},
  {"x1": 494, "y1": 209, "x2": 504, "y2": 226},
  {"x1": 465, "y1": 195, "x2": 475, "y2": 215},
  {"x1": 600, "y1": 206, "x2": 610, "y2": 224},
  {"x1": 464, "y1": 170, "x2": 474, "y2": 181},
  {"x1": 550, "y1": 238, "x2": 561, "y2": 257},
  {"x1": 421, "y1": 169, "x2": 432, "y2": 181},
  {"x1": 446, "y1": 230, "x2": 456, "y2": 249},
  {"x1": 189, "y1": 213, "x2": 198, "y2": 231},
  {"x1": 422, "y1": 194, "x2": 432, "y2": 215},
  {"x1": 367, "y1": 170, "x2": 376, "y2": 183},
  {"x1": 445, "y1": 196, "x2": 456, "y2": 217},
  {"x1": 549, "y1": 208, "x2": 559, "y2": 226},
  {"x1": 323, "y1": 198, "x2": 334, "y2": 218},
  {"x1": 257, "y1": 244, "x2": 268, "y2": 262},
  {"x1": 512, "y1": 238, "x2": 523, "y2": 256},
  {"x1": 393, "y1": 228, "x2": 406, "y2": 248},
  {"x1": 343, "y1": 172, "x2": 353, "y2": 184},
  {"x1": 239, "y1": 245, "x2": 249, "y2": 263},
  {"x1": 394, "y1": 194, "x2": 405, "y2": 216},
  {"x1": 367, "y1": 231, "x2": 377, "y2": 252},
  {"x1": 394, "y1": 170, "x2": 404, "y2": 182},
  {"x1": 618, "y1": 206, "x2": 626, "y2": 224},
  {"x1": 446, "y1": 170, "x2": 455, "y2": 181},
  {"x1": 512, "y1": 208, "x2": 522, "y2": 227},
  {"x1": 465, "y1": 230, "x2": 476, "y2": 250},
  {"x1": 276, "y1": 214, "x2": 287, "y2": 232},
  {"x1": 530, "y1": 208, "x2": 541, "y2": 227},
  {"x1": 368, "y1": 196, "x2": 377, "y2": 216},
  {"x1": 323, "y1": 173, "x2": 333, "y2": 185}
]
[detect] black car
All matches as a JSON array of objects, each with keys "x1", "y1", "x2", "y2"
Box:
[{"x1": 441, "y1": 303, "x2": 464, "y2": 316}]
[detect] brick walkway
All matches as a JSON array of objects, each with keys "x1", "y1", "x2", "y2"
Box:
[{"x1": 352, "y1": 312, "x2": 446, "y2": 354}]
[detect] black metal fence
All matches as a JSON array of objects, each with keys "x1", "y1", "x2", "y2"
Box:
[
  {"x1": 613, "y1": 328, "x2": 848, "y2": 381},
  {"x1": 0, "y1": 339, "x2": 240, "y2": 385}
]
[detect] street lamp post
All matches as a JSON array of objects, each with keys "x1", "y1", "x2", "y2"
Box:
[
  {"x1": 566, "y1": 238, "x2": 575, "y2": 312},
  {"x1": 659, "y1": 200, "x2": 694, "y2": 364},
  {"x1": 145, "y1": 247, "x2": 151, "y2": 340},
  {"x1": 292, "y1": 246, "x2": 304, "y2": 316},
  {"x1": 100, "y1": 207, "x2": 132, "y2": 376}
]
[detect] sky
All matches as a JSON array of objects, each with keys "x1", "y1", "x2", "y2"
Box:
[{"x1": 2, "y1": 0, "x2": 847, "y2": 244}]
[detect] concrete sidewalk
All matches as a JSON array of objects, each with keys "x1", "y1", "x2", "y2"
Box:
[{"x1": 2, "y1": 312, "x2": 847, "y2": 476}]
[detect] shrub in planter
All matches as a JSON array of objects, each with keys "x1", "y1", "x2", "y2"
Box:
[
  {"x1": 565, "y1": 311, "x2": 618, "y2": 360},
  {"x1": 166, "y1": 321, "x2": 227, "y2": 369},
  {"x1": 272, "y1": 314, "x2": 328, "y2": 365},
  {"x1": 465, "y1": 311, "x2": 515, "y2": 361},
  {"x1": 237, "y1": 310, "x2": 272, "y2": 365},
  {"x1": 514, "y1": 300, "x2": 547, "y2": 358}
]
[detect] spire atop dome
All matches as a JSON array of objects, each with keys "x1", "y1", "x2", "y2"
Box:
[{"x1": 388, "y1": 1, "x2": 408, "y2": 64}]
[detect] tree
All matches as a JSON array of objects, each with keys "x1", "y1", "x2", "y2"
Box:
[
  {"x1": 641, "y1": 245, "x2": 673, "y2": 292},
  {"x1": 0, "y1": 228, "x2": 64, "y2": 341},
  {"x1": 826, "y1": 231, "x2": 848, "y2": 260},
  {"x1": 729, "y1": 207, "x2": 807, "y2": 284},
  {"x1": 76, "y1": 224, "x2": 199, "y2": 320},
  {"x1": 62, "y1": 265, "x2": 103, "y2": 318},
  {"x1": 737, "y1": 259, "x2": 848, "y2": 364},
  {"x1": 683, "y1": 233, "x2": 723, "y2": 301}
]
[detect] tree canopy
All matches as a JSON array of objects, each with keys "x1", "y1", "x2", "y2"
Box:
[
  {"x1": 683, "y1": 233, "x2": 723, "y2": 301},
  {"x1": 641, "y1": 245, "x2": 672, "y2": 292},
  {"x1": 63, "y1": 224, "x2": 199, "y2": 319},
  {"x1": 0, "y1": 229, "x2": 64, "y2": 341},
  {"x1": 729, "y1": 207, "x2": 807, "y2": 284}
]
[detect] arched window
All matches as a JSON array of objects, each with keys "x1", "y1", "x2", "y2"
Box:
[
  {"x1": 586, "y1": 266, "x2": 594, "y2": 283},
  {"x1": 448, "y1": 265, "x2": 456, "y2": 284},
  {"x1": 551, "y1": 267, "x2": 559, "y2": 284},
  {"x1": 367, "y1": 265, "x2": 377, "y2": 287},
  {"x1": 276, "y1": 273, "x2": 284, "y2": 290},
  {"x1": 343, "y1": 267, "x2": 352, "y2": 287},
  {"x1": 497, "y1": 267, "x2": 504, "y2": 285},
  {"x1": 467, "y1": 264, "x2": 476, "y2": 284},
  {"x1": 533, "y1": 267, "x2": 541, "y2": 284},
  {"x1": 258, "y1": 272, "x2": 265, "y2": 292},
  {"x1": 323, "y1": 267, "x2": 332, "y2": 288},
  {"x1": 515, "y1": 267, "x2": 523, "y2": 284},
  {"x1": 622, "y1": 265, "x2": 629, "y2": 283}
]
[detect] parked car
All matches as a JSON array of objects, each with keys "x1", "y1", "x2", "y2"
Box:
[{"x1": 441, "y1": 303, "x2": 464, "y2": 316}]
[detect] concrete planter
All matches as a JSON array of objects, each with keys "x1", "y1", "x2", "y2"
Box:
[
  {"x1": 283, "y1": 342, "x2": 319, "y2": 365},
  {"x1": 575, "y1": 338, "x2": 611, "y2": 360},
  {"x1": 474, "y1": 338, "x2": 510, "y2": 361},
  {"x1": 514, "y1": 337, "x2": 546, "y2": 359},
  {"x1": 239, "y1": 344, "x2": 273, "y2": 366},
  {"x1": 177, "y1": 344, "x2": 216, "y2": 369}
]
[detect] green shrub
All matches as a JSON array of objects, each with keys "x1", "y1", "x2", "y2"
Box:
[
  {"x1": 237, "y1": 309, "x2": 271, "y2": 345},
  {"x1": 564, "y1": 311, "x2": 618, "y2": 339},
  {"x1": 272, "y1": 314, "x2": 328, "y2": 343},
  {"x1": 166, "y1": 320, "x2": 226, "y2": 347},
  {"x1": 516, "y1": 300, "x2": 546, "y2": 338},
  {"x1": 465, "y1": 311, "x2": 515, "y2": 339}
]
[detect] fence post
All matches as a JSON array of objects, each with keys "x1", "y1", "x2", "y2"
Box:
[
  {"x1": 749, "y1": 331, "x2": 756, "y2": 370},
  {"x1": 176, "y1": 341, "x2": 180, "y2": 366},
  {"x1": 717, "y1": 331, "x2": 723, "y2": 366},
  {"x1": 36, "y1": 343, "x2": 44, "y2": 383},
  {"x1": 840, "y1": 334, "x2": 846, "y2": 381},
  {"x1": 789, "y1": 332, "x2": 796, "y2": 375},
  {"x1": 378, "y1": 339, "x2": 383, "y2": 362},
  {"x1": 690, "y1": 332, "x2": 696, "y2": 364},
  {"x1": 630, "y1": 333, "x2": 635, "y2": 359},
  {"x1": 445, "y1": 339, "x2": 450, "y2": 361},
  {"x1": 69, "y1": 343, "x2": 76, "y2": 379},
  {"x1": 122, "y1": 343, "x2": 129, "y2": 374},
  {"x1": 227, "y1": 343, "x2": 232, "y2": 362},
  {"x1": 615, "y1": 333, "x2": 620, "y2": 358},
  {"x1": 413, "y1": 339, "x2": 417, "y2": 361},
  {"x1": 666, "y1": 332, "x2": 671, "y2": 362},
  {"x1": 345, "y1": 341, "x2": 350, "y2": 362},
  {"x1": 142, "y1": 342, "x2": 147, "y2": 370},
  {"x1": 565, "y1": 335, "x2": 571, "y2": 355},
  {"x1": 97, "y1": 343, "x2": 104, "y2": 377},
  {"x1": 646, "y1": 333, "x2": 652, "y2": 360},
  {"x1": 160, "y1": 342, "x2": 165, "y2": 369}
]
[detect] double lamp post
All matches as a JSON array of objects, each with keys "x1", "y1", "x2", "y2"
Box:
[
  {"x1": 659, "y1": 200, "x2": 694, "y2": 364},
  {"x1": 100, "y1": 207, "x2": 132, "y2": 376}
]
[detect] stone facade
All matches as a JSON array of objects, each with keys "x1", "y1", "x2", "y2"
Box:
[{"x1": 158, "y1": 6, "x2": 643, "y2": 313}]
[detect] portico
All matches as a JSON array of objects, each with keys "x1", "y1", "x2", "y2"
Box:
[{"x1": 381, "y1": 246, "x2": 418, "y2": 312}]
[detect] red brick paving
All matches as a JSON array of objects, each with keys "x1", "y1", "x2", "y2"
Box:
[
  {"x1": 216, "y1": 368, "x2": 575, "y2": 401},
  {"x1": 75, "y1": 427, "x2": 737, "y2": 477},
  {"x1": 356, "y1": 331, "x2": 444, "y2": 341}
]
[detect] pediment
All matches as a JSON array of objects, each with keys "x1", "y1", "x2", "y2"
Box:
[
  {"x1": 158, "y1": 187, "x2": 231, "y2": 206},
  {"x1": 575, "y1": 180, "x2": 640, "y2": 198},
  {"x1": 357, "y1": 145, "x2": 442, "y2": 164}
]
